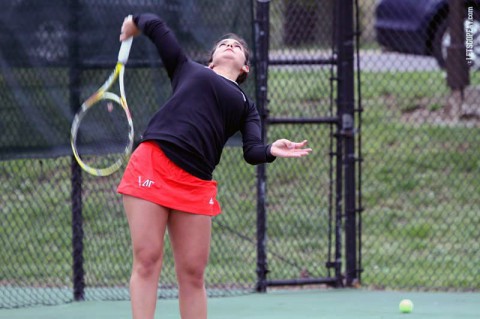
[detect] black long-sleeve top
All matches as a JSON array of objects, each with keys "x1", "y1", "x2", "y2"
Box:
[{"x1": 134, "y1": 13, "x2": 275, "y2": 180}]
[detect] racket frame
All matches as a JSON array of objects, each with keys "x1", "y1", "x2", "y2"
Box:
[{"x1": 71, "y1": 37, "x2": 134, "y2": 176}]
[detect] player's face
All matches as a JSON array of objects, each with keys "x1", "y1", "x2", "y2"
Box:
[{"x1": 212, "y1": 39, "x2": 247, "y2": 68}]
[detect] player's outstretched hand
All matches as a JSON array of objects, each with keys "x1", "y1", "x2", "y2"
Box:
[{"x1": 270, "y1": 139, "x2": 312, "y2": 158}]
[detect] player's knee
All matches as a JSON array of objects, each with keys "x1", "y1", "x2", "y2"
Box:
[
  {"x1": 133, "y1": 248, "x2": 162, "y2": 278},
  {"x1": 177, "y1": 263, "x2": 206, "y2": 288}
]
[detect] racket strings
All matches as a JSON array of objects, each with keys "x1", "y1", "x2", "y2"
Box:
[{"x1": 74, "y1": 98, "x2": 131, "y2": 172}]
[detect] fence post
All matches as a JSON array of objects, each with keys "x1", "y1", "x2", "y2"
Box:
[
  {"x1": 69, "y1": 0, "x2": 85, "y2": 301},
  {"x1": 255, "y1": 0, "x2": 270, "y2": 293},
  {"x1": 336, "y1": 0, "x2": 358, "y2": 286},
  {"x1": 446, "y1": 0, "x2": 469, "y2": 91}
]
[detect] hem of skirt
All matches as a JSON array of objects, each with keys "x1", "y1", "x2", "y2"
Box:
[{"x1": 117, "y1": 186, "x2": 221, "y2": 217}]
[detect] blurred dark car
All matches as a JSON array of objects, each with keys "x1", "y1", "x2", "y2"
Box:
[{"x1": 374, "y1": 0, "x2": 480, "y2": 69}]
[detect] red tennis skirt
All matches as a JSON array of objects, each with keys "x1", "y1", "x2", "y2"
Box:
[{"x1": 117, "y1": 141, "x2": 221, "y2": 216}]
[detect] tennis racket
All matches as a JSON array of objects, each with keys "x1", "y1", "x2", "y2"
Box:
[{"x1": 71, "y1": 35, "x2": 134, "y2": 177}]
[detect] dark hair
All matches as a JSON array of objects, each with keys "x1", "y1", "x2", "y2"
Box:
[{"x1": 208, "y1": 33, "x2": 250, "y2": 84}]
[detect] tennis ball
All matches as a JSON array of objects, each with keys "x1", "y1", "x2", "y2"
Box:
[{"x1": 399, "y1": 299, "x2": 414, "y2": 313}]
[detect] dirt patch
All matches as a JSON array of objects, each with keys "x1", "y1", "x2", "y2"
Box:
[{"x1": 400, "y1": 87, "x2": 480, "y2": 127}]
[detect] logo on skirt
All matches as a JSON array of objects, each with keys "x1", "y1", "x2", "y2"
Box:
[{"x1": 138, "y1": 176, "x2": 155, "y2": 188}]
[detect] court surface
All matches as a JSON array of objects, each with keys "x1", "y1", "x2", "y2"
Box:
[{"x1": 1, "y1": 288, "x2": 478, "y2": 319}]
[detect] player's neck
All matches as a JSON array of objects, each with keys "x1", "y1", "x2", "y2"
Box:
[{"x1": 211, "y1": 66, "x2": 239, "y2": 83}]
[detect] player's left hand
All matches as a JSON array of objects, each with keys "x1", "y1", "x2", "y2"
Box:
[{"x1": 270, "y1": 139, "x2": 312, "y2": 158}]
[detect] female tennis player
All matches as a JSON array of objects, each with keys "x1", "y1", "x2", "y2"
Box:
[{"x1": 117, "y1": 13, "x2": 312, "y2": 319}]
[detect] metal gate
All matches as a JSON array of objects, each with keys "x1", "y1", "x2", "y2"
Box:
[{"x1": 253, "y1": 0, "x2": 362, "y2": 291}]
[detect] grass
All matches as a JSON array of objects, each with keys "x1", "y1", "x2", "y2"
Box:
[
  {"x1": 358, "y1": 71, "x2": 480, "y2": 290},
  {"x1": 0, "y1": 68, "x2": 479, "y2": 308},
  {"x1": 259, "y1": 69, "x2": 479, "y2": 290}
]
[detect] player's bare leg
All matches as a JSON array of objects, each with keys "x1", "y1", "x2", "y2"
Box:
[
  {"x1": 168, "y1": 211, "x2": 212, "y2": 319},
  {"x1": 124, "y1": 195, "x2": 170, "y2": 319}
]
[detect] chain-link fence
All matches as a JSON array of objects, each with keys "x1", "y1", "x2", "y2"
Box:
[
  {"x1": 1, "y1": 0, "x2": 347, "y2": 309},
  {"x1": 1, "y1": 0, "x2": 478, "y2": 311},
  {"x1": 358, "y1": 0, "x2": 479, "y2": 290},
  {"x1": 0, "y1": 0, "x2": 270, "y2": 308}
]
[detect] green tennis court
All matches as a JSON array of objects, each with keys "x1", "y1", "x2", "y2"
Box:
[{"x1": 1, "y1": 289, "x2": 478, "y2": 319}]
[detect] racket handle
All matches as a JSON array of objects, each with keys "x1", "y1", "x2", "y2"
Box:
[{"x1": 118, "y1": 36, "x2": 133, "y2": 64}]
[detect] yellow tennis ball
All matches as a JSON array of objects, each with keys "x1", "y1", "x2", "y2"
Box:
[{"x1": 399, "y1": 299, "x2": 414, "y2": 313}]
